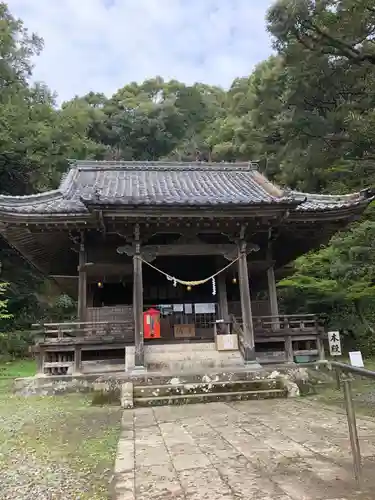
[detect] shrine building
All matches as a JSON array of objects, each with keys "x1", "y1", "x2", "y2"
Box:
[{"x1": 0, "y1": 160, "x2": 371, "y2": 376}]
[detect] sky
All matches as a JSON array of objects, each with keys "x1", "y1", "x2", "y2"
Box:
[{"x1": 8, "y1": 0, "x2": 275, "y2": 103}]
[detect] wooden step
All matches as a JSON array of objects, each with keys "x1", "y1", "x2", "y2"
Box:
[{"x1": 134, "y1": 389, "x2": 287, "y2": 407}]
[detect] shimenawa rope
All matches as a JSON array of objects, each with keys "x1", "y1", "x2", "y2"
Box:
[{"x1": 140, "y1": 255, "x2": 240, "y2": 287}]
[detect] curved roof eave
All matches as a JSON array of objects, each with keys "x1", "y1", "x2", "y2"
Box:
[{"x1": 0, "y1": 160, "x2": 372, "y2": 218}]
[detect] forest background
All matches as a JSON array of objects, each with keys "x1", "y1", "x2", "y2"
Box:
[{"x1": 1, "y1": 0, "x2": 375, "y2": 357}]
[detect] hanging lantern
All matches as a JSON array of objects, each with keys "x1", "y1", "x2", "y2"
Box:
[
  {"x1": 232, "y1": 276, "x2": 237, "y2": 284},
  {"x1": 187, "y1": 285, "x2": 192, "y2": 291},
  {"x1": 97, "y1": 281, "x2": 104, "y2": 288}
]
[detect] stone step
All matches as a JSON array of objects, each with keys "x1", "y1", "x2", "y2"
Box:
[
  {"x1": 134, "y1": 389, "x2": 287, "y2": 407},
  {"x1": 146, "y1": 360, "x2": 244, "y2": 373},
  {"x1": 128, "y1": 368, "x2": 278, "y2": 386},
  {"x1": 146, "y1": 352, "x2": 244, "y2": 362},
  {"x1": 134, "y1": 379, "x2": 284, "y2": 398},
  {"x1": 144, "y1": 342, "x2": 221, "y2": 353}
]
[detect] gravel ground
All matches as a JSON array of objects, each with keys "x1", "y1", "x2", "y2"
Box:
[{"x1": 0, "y1": 380, "x2": 122, "y2": 500}]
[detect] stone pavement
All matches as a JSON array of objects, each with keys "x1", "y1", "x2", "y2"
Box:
[{"x1": 113, "y1": 399, "x2": 375, "y2": 499}]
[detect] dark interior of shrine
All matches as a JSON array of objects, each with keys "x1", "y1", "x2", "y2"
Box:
[{"x1": 90, "y1": 255, "x2": 264, "y2": 307}]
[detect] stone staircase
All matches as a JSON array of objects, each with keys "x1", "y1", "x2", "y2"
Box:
[{"x1": 132, "y1": 371, "x2": 288, "y2": 407}]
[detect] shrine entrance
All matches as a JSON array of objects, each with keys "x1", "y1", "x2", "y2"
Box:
[
  {"x1": 90, "y1": 254, "x2": 241, "y2": 344},
  {"x1": 142, "y1": 255, "x2": 226, "y2": 343}
]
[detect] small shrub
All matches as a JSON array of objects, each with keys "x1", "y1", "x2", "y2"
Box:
[{"x1": 0, "y1": 330, "x2": 36, "y2": 359}]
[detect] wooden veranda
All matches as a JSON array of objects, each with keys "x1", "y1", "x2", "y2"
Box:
[{"x1": 32, "y1": 313, "x2": 325, "y2": 376}]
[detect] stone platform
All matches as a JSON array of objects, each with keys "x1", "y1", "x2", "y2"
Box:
[
  {"x1": 114, "y1": 399, "x2": 375, "y2": 499},
  {"x1": 13, "y1": 364, "x2": 327, "y2": 403}
]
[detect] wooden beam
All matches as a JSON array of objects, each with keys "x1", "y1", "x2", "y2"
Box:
[{"x1": 118, "y1": 242, "x2": 238, "y2": 258}]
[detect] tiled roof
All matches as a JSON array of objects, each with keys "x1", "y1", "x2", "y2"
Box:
[
  {"x1": 0, "y1": 160, "x2": 371, "y2": 215},
  {"x1": 291, "y1": 190, "x2": 370, "y2": 211}
]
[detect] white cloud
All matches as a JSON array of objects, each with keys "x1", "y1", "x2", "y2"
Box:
[{"x1": 7, "y1": 0, "x2": 275, "y2": 103}]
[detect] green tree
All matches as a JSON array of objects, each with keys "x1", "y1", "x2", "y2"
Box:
[
  {"x1": 265, "y1": 0, "x2": 375, "y2": 191},
  {"x1": 0, "y1": 283, "x2": 11, "y2": 320},
  {"x1": 268, "y1": 0, "x2": 375, "y2": 66},
  {"x1": 278, "y1": 203, "x2": 375, "y2": 351}
]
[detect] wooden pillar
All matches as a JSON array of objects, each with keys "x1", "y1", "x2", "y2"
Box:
[
  {"x1": 218, "y1": 272, "x2": 229, "y2": 333},
  {"x1": 36, "y1": 347, "x2": 45, "y2": 375},
  {"x1": 86, "y1": 286, "x2": 94, "y2": 307},
  {"x1": 285, "y1": 335, "x2": 294, "y2": 363},
  {"x1": 77, "y1": 232, "x2": 87, "y2": 322},
  {"x1": 74, "y1": 346, "x2": 82, "y2": 374},
  {"x1": 133, "y1": 226, "x2": 144, "y2": 368},
  {"x1": 237, "y1": 240, "x2": 256, "y2": 362},
  {"x1": 267, "y1": 264, "x2": 280, "y2": 330},
  {"x1": 267, "y1": 265, "x2": 279, "y2": 318},
  {"x1": 317, "y1": 336, "x2": 325, "y2": 361}
]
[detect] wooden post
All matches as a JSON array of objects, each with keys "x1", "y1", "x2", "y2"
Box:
[
  {"x1": 285, "y1": 336, "x2": 294, "y2": 363},
  {"x1": 77, "y1": 232, "x2": 87, "y2": 322},
  {"x1": 74, "y1": 346, "x2": 82, "y2": 374},
  {"x1": 237, "y1": 239, "x2": 256, "y2": 362},
  {"x1": 37, "y1": 347, "x2": 45, "y2": 375},
  {"x1": 342, "y1": 377, "x2": 362, "y2": 487},
  {"x1": 133, "y1": 225, "x2": 144, "y2": 368},
  {"x1": 317, "y1": 335, "x2": 325, "y2": 361},
  {"x1": 218, "y1": 272, "x2": 229, "y2": 333},
  {"x1": 267, "y1": 264, "x2": 280, "y2": 329}
]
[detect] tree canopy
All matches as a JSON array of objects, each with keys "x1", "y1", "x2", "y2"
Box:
[{"x1": 1, "y1": 0, "x2": 375, "y2": 353}]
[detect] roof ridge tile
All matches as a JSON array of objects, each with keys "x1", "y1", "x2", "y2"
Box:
[{"x1": 70, "y1": 159, "x2": 259, "y2": 172}]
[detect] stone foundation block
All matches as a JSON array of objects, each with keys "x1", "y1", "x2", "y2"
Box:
[{"x1": 121, "y1": 382, "x2": 134, "y2": 409}]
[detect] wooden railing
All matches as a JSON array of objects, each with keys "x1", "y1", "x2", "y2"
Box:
[
  {"x1": 32, "y1": 320, "x2": 134, "y2": 376},
  {"x1": 32, "y1": 320, "x2": 134, "y2": 344},
  {"x1": 253, "y1": 314, "x2": 320, "y2": 335},
  {"x1": 230, "y1": 315, "x2": 245, "y2": 359},
  {"x1": 232, "y1": 314, "x2": 325, "y2": 362}
]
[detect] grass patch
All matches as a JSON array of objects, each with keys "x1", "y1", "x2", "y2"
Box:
[
  {"x1": 311, "y1": 357, "x2": 375, "y2": 417},
  {"x1": 91, "y1": 388, "x2": 121, "y2": 406},
  {"x1": 0, "y1": 360, "x2": 122, "y2": 499},
  {"x1": 0, "y1": 358, "x2": 36, "y2": 378}
]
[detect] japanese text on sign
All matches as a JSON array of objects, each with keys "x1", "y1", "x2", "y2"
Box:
[{"x1": 328, "y1": 331, "x2": 342, "y2": 356}]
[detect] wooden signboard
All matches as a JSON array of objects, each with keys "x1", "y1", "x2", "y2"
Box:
[
  {"x1": 174, "y1": 324, "x2": 196, "y2": 339},
  {"x1": 328, "y1": 331, "x2": 342, "y2": 356},
  {"x1": 216, "y1": 334, "x2": 239, "y2": 351}
]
